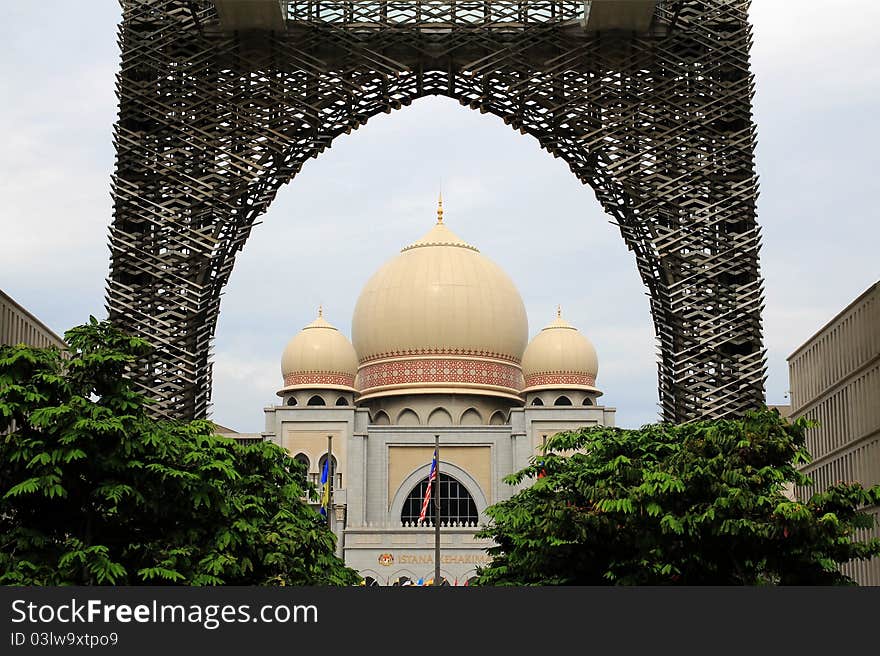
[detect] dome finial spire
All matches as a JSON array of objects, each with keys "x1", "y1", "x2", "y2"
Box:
[
  {"x1": 318, "y1": 304, "x2": 323, "y2": 318},
  {"x1": 557, "y1": 304, "x2": 562, "y2": 319},
  {"x1": 436, "y1": 191, "x2": 444, "y2": 225}
]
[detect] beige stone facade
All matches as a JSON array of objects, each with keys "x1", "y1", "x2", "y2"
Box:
[{"x1": 789, "y1": 281, "x2": 880, "y2": 585}]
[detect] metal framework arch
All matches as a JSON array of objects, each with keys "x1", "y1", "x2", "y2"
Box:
[{"x1": 107, "y1": 1, "x2": 765, "y2": 422}]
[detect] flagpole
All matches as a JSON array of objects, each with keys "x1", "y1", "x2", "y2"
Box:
[
  {"x1": 434, "y1": 433, "x2": 441, "y2": 586},
  {"x1": 327, "y1": 434, "x2": 333, "y2": 529}
]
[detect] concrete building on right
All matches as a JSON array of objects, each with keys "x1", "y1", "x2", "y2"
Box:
[
  {"x1": 1, "y1": 289, "x2": 65, "y2": 350},
  {"x1": 788, "y1": 281, "x2": 879, "y2": 585}
]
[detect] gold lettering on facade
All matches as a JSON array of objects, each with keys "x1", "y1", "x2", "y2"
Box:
[{"x1": 389, "y1": 553, "x2": 492, "y2": 565}]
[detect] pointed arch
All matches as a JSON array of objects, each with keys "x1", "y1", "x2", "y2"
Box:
[
  {"x1": 459, "y1": 408, "x2": 483, "y2": 426},
  {"x1": 427, "y1": 408, "x2": 453, "y2": 426},
  {"x1": 489, "y1": 410, "x2": 507, "y2": 426},
  {"x1": 396, "y1": 408, "x2": 420, "y2": 426}
]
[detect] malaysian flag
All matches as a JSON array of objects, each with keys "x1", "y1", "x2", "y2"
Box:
[{"x1": 418, "y1": 448, "x2": 438, "y2": 523}]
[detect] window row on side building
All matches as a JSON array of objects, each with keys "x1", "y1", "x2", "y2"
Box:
[
  {"x1": 1, "y1": 289, "x2": 65, "y2": 351},
  {"x1": 789, "y1": 281, "x2": 880, "y2": 586}
]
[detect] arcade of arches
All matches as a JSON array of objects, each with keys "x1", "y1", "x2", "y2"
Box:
[{"x1": 260, "y1": 200, "x2": 615, "y2": 584}]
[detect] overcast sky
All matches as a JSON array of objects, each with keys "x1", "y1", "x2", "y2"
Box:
[{"x1": 1, "y1": 1, "x2": 877, "y2": 432}]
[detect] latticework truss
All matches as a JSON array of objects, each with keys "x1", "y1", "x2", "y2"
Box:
[{"x1": 107, "y1": 1, "x2": 765, "y2": 422}]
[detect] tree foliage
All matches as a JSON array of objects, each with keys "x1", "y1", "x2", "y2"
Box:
[
  {"x1": 476, "y1": 409, "x2": 880, "y2": 585},
  {"x1": 0, "y1": 318, "x2": 361, "y2": 586}
]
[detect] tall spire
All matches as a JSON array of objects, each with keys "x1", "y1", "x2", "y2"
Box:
[
  {"x1": 436, "y1": 192, "x2": 444, "y2": 225},
  {"x1": 318, "y1": 304, "x2": 323, "y2": 318},
  {"x1": 557, "y1": 304, "x2": 562, "y2": 319}
]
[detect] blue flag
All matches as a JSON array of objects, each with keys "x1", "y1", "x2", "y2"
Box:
[{"x1": 318, "y1": 458, "x2": 330, "y2": 517}]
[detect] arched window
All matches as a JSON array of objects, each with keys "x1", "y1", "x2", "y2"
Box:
[
  {"x1": 363, "y1": 576, "x2": 380, "y2": 587},
  {"x1": 489, "y1": 410, "x2": 507, "y2": 426},
  {"x1": 293, "y1": 452, "x2": 310, "y2": 471},
  {"x1": 400, "y1": 473, "x2": 478, "y2": 526},
  {"x1": 317, "y1": 454, "x2": 340, "y2": 490},
  {"x1": 582, "y1": 397, "x2": 594, "y2": 406},
  {"x1": 307, "y1": 395, "x2": 326, "y2": 406},
  {"x1": 397, "y1": 408, "x2": 420, "y2": 425},
  {"x1": 531, "y1": 397, "x2": 544, "y2": 406},
  {"x1": 286, "y1": 397, "x2": 298, "y2": 406},
  {"x1": 372, "y1": 410, "x2": 391, "y2": 425},
  {"x1": 460, "y1": 408, "x2": 483, "y2": 425},
  {"x1": 554, "y1": 395, "x2": 572, "y2": 406},
  {"x1": 335, "y1": 396, "x2": 349, "y2": 406},
  {"x1": 427, "y1": 407, "x2": 453, "y2": 426}
]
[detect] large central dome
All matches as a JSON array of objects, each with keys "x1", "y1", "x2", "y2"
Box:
[{"x1": 352, "y1": 199, "x2": 528, "y2": 401}]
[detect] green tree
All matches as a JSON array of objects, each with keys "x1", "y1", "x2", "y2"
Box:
[
  {"x1": 0, "y1": 318, "x2": 361, "y2": 586},
  {"x1": 476, "y1": 409, "x2": 880, "y2": 585}
]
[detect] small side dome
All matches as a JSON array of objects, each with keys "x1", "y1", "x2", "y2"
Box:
[
  {"x1": 278, "y1": 308, "x2": 358, "y2": 396},
  {"x1": 521, "y1": 307, "x2": 600, "y2": 395}
]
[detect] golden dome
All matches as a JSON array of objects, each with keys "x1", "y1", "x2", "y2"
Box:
[
  {"x1": 279, "y1": 308, "x2": 358, "y2": 394},
  {"x1": 351, "y1": 199, "x2": 528, "y2": 401},
  {"x1": 521, "y1": 307, "x2": 601, "y2": 395}
]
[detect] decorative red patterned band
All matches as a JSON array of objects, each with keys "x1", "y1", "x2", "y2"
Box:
[
  {"x1": 524, "y1": 372, "x2": 597, "y2": 388},
  {"x1": 283, "y1": 371, "x2": 355, "y2": 388},
  {"x1": 357, "y1": 357, "x2": 524, "y2": 392},
  {"x1": 359, "y1": 347, "x2": 522, "y2": 365}
]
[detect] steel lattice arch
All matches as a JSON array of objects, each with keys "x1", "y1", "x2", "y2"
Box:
[{"x1": 106, "y1": 1, "x2": 765, "y2": 422}]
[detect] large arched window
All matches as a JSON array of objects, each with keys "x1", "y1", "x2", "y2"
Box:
[
  {"x1": 291, "y1": 452, "x2": 310, "y2": 483},
  {"x1": 293, "y1": 452, "x2": 310, "y2": 471},
  {"x1": 307, "y1": 395, "x2": 326, "y2": 406},
  {"x1": 531, "y1": 397, "x2": 544, "y2": 406},
  {"x1": 400, "y1": 473, "x2": 478, "y2": 526},
  {"x1": 316, "y1": 453, "x2": 340, "y2": 490},
  {"x1": 554, "y1": 395, "x2": 572, "y2": 406}
]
